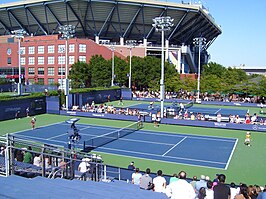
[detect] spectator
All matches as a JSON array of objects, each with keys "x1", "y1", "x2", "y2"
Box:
[
  {"x1": 131, "y1": 168, "x2": 142, "y2": 185},
  {"x1": 153, "y1": 170, "x2": 166, "y2": 193},
  {"x1": 0, "y1": 146, "x2": 5, "y2": 156},
  {"x1": 196, "y1": 187, "x2": 207, "y2": 199},
  {"x1": 206, "y1": 181, "x2": 214, "y2": 199},
  {"x1": 15, "y1": 149, "x2": 24, "y2": 162},
  {"x1": 139, "y1": 168, "x2": 152, "y2": 190},
  {"x1": 257, "y1": 191, "x2": 266, "y2": 199},
  {"x1": 235, "y1": 184, "x2": 250, "y2": 199},
  {"x1": 23, "y1": 146, "x2": 33, "y2": 164},
  {"x1": 213, "y1": 174, "x2": 231, "y2": 199},
  {"x1": 169, "y1": 173, "x2": 178, "y2": 184},
  {"x1": 230, "y1": 182, "x2": 239, "y2": 199},
  {"x1": 128, "y1": 161, "x2": 135, "y2": 170},
  {"x1": 195, "y1": 175, "x2": 207, "y2": 194},
  {"x1": 190, "y1": 176, "x2": 198, "y2": 191},
  {"x1": 166, "y1": 170, "x2": 195, "y2": 199},
  {"x1": 248, "y1": 185, "x2": 257, "y2": 199},
  {"x1": 213, "y1": 174, "x2": 219, "y2": 183},
  {"x1": 78, "y1": 158, "x2": 91, "y2": 180},
  {"x1": 33, "y1": 154, "x2": 42, "y2": 167}
]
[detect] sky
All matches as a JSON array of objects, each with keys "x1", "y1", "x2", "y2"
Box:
[{"x1": 1, "y1": 0, "x2": 266, "y2": 68}]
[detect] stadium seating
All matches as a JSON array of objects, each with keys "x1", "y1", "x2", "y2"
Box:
[{"x1": 0, "y1": 175, "x2": 168, "y2": 199}]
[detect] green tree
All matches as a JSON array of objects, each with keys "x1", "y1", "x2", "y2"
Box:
[
  {"x1": 69, "y1": 61, "x2": 91, "y2": 88},
  {"x1": 90, "y1": 55, "x2": 111, "y2": 87}
]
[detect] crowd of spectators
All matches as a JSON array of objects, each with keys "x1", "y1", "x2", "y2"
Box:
[
  {"x1": 127, "y1": 162, "x2": 266, "y2": 199},
  {"x1": 132, "y1": 89, "x2": 265, "y2": 104},
  {"x1": 72, "y1": 102, "x2": 142, "y2": 117}
]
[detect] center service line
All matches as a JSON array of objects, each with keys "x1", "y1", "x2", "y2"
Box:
[{"x1": 162, "y1": 136, "x2": 187, "y2": 157}]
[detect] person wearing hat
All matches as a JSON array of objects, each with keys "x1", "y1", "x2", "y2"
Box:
[
  {"x1": 195, "y1": 175, "x2": 207, "y2": 194},
  {"x1": 78, "y1": 157, "x2": 91, "y2": 180},
  {"x1": 128, "y1": 161, "x2": 135, "y2": 170}
]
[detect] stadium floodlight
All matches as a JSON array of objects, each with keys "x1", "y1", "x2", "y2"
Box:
[
  {"x1": 193, "y1": 36, "x2": 206, "y2": 103},
  {"x1": 109, "y1": 45, "x2": 115, "y2": 87},
  {"x1": 152, "y1": 16, "x2": 174, "y2": 118},
  {"x1": 126, "y1": 40, "x2": 137, "y2": 89},
  {"x1": 59, "y1": 25, "x2": 75, "y2": 110},
  {"x1": 11, "y1": 29, "x2": 26, "y2": 96}
]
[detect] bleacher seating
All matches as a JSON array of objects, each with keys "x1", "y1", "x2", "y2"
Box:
[{"x1": 0, "y1": 175, "x2": 168, "y2": 199}]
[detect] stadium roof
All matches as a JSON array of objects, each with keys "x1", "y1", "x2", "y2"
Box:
[{"x1": 0, "y1": 0, "x2": 222, "y2": 48}]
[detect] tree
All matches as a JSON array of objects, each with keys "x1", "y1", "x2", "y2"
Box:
[
  {"x1": 69, "y1": 61, "x2": 91, "y2": 88},
  {"x1": 90, "y1": 55, "x2": 110, "y2": 87}
]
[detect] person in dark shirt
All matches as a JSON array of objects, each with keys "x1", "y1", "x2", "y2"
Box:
[
  {"x1": 213, "y1": 174, "x2": 231, "y2": 199},
  {"x1": 128, "y1": 161, "x2": 135, "y2": 170}
]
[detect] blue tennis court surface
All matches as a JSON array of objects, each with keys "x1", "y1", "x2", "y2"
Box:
[
  {"x1": 126, "y1": 103, "x2": 247, "y2": 116},
  {"x1": 13, "y1": 122, "x2": 238, "y2": 169}
]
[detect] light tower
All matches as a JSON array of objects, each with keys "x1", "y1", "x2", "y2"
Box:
[
  {"x1": 59, "y1": 25, "x2": 75, "y2": 110},
  {"x1": 152, "y1": 16, "x2": 174, "y2": 118},
  {"x1": 11, "y1": 29, "x2": 26, "y2": 96},
  {"x1": 193, "y1": 37, "x2": 206, "y2": 103}
]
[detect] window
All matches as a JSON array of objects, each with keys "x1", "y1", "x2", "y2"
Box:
[
  {"x1": 48, "y1": 78, "x2": 54, "y2": 85},
  {"x1": 79, "y1": 44, "x2": 86, "y2": 53},
  {"x1": 69, "y1": 44, "x2": 75, "y2": 53},
  {"x1": 58, "y1": 45, "x2": 65, "y2": 53},
  {"x1": 58, "y1": 56, "x2": 65, "y2": 65},
  {"x1": 28, "y1": 46, "x2": 35, "y2": 54},
  {"x1": 69, "y1": 56, "x2": 75, "y2": 64},
  {"x1": 79, "y1": 56, "x2": 86, "y2": 62},
  {"x1": 37, "y1": 78, "x2": 44, "y2": 84},
  {"x1": 38, "y1": 67, "x2": 45, "y2": 75},
  {"x1": 47, "y1": 67, "x2": 54, "y2": 76},
  {"x1": 29, "y1": 57, "x2": 35, "y2": 65},
  {"x1": 38, "y1": 57, "x2": 45, "y2": 65},
  {"x1": 38, "y1": 46, "x2": 44, "y2": 54},
  {"x1": 21, "y1": 57, "x2": 26, "y2": 65},
  {"x1": 20, "y1": 47, "x2": 26, "y2": 55},
  {"x1": 28, "y1": 67, "x2": 35, "y2": 75},
  {"x1": 48, "y1": 45, "x2": 55, "y2": 54},
  {"x1": 7, "y1": 57, "x2": 11, "y2": 64},
  {"x1": 58, "y1": 67, "x2": 65, "y2": 76},
  {"x1": 48, "y1": 56, "x2": 54, "y2": 65}
]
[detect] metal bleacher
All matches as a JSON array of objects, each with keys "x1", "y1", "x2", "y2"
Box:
[{"x1": 0, "y1": 175, "x2": 168, "y2": 199}]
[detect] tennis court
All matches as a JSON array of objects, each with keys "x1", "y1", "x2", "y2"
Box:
[
  {"x1": 125, "y1": 103, "x2": 248, "y2": 116},
  {"x1": 12, "y1": 122, "x2": 237, "y2": 169}
]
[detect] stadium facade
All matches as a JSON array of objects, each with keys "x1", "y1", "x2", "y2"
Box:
[{"x1": 0, "y1": 0, "x2": 222, "y2": 85}]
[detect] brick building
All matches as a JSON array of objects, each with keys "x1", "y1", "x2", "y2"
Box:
[{"x1": 0, "y1": 35, "x2": 126, "y2": 85}]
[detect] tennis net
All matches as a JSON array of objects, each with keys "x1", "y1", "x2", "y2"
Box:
[{"x1": 83, "y1": 121, "x2": 143, "y2": 152}]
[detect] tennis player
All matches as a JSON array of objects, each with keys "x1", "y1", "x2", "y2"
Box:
[
  {"x1": 244, "y1": 132, "x2": 251, "y2": 147},
  {"x1": 31, "y1": 117, "x2": 36, "y2": 130}
]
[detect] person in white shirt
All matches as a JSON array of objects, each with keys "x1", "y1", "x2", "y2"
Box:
[
  {"x1": 205, "y1": 180, "x2": 214, "y2": 199},
  {"x1": 132, "y1": 168, "x2": 142, "y2": 185},
  {"x1": 153, "y1": 170, "x2": 166, "y2": 193},
  {"x1": 166, "y1": 170, "x2": 195, "y2": 199}
]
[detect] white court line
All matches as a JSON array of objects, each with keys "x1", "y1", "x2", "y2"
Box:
[
  {"x1": 99, "y1": 146, "x2": 226, "y2": 165},
  {"x1": 10, "y1": 121, "x2": 64, "y2": 135},
  {"x1": 225, "y1": 138, "x2": 238, "y2": 170},
  {"x1": 134, "y1": 130, "x2": 236, "y2": 143},
  {"x1": 214, "y1": 108, "x2": 222, "y2": 114},
  {"x1": 162, "y1": 136, "x2": 187, "y2": 156},
  {"x1": 120, "y1": 138, "x2": 173, "y2": 146},
  {"x1": 95, "y1": 150, "x2": 226, "y2": 170},
  {"x1": 126, "y1": 102, "x2": 145, "y2": 108}
]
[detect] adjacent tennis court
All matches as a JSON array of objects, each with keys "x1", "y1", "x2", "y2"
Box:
[
  {"x1": 12, "y1": 122, "x2": 237, "y2": 169},
  {"x1": 125, "y1": 102, "x2": 248, "y2": 116}
]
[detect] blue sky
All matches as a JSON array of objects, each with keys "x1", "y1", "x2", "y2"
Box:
[{"x1": 1, "y1": 0, "x2": 265, "y2": 68}]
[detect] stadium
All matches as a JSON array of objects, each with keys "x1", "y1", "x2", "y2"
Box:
[{"x1": 0, "y1": 0, "x2": 266, "y2": 199}]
